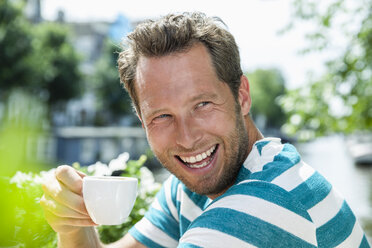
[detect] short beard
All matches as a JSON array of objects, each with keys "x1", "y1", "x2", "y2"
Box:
[
  {"x1": 197, "y1": 108, "x2": 249, "y2": 196},
  {"x1": 154, "y1": 103, "x2": 249, "y2": 196}
]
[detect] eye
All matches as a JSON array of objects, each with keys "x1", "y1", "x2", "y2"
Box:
[
  {"x1": 152, "y1": 114, "x2": 171, "y2": 123},
  {"x1": 196, "y1": 101, "x2": 211, "y2": 109}
]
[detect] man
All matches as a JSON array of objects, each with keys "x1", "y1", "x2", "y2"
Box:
[{"x1": 41, "y1": 12, "x2": 370, "y2": 247}]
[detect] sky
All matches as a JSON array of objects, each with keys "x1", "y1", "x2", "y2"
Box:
[{"x1": 42, "y1": 0, "x2": 331, "y2": 89}]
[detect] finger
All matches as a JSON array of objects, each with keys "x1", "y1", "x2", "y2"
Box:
[
  {"x1": 44, "y1": 208, "x2": 98, "y2": 228},
  {"x1": 55, "y1": 165, "x2": 84, "y2": 195},
  {"x1": 75, "y1": 169, "x2": 86, "y2": 179},
  {"x1": 40, "y1": 194, "x2": 91, "y2": 219},
  {"x1": 42, "y1": 178, "x2": 89, "y2": 216}
]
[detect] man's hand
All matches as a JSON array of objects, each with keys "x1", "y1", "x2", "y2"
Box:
[
  {"x1": 40, "y1": 165, "x2": 97, "y2": 234},
  {"x1": 40, "y1": 165, "x2": 145, "y2": 248}
]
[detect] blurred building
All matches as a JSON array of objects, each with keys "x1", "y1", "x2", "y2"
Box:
[
  {"x1": 54, "y1": 11, "x2": 134, "y2": 127},
  {"x1": 54, "y1": 126, "x2": 151, "y2": 166},
  {"x1": 20, "y1": 0, "x2": 155, "y2": 168},
  {"x1": 25, "y1": 0, "x2": 42, "y2": 23},
  {"x1": 25, "y1": 126, "x2": 157, "y2": 168}
]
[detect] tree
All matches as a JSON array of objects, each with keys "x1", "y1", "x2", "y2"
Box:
[
  {"x1": 92, "y1": 39, "x2": 137, "y2": 126},
  {"x1": 246, "y1": 69, "x2": 287, "y2": 129},
  {"x1": 280, "y1": 0, "x2": 372, "y2": 139},
  {"x1": 0, "y1": 0, "x2": 83, "y2": 109},
  {"x1": 0, "y1": 0, "x2": 34, "y2": 92},
  {"x1": 32, "y1": 22, "x2": 83, "y2": 106}
]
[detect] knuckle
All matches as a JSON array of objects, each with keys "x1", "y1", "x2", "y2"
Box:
[{"x1": 55, "y1": 165, "x2": 71, "y2": 178}]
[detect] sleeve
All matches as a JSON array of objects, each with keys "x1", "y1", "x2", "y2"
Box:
[
  {"x1": 178, "y1": 181, "x2": 318, "y2": 248},
  {"x1": 129, "y1": 175, "x2": 181, "y2": 248}
]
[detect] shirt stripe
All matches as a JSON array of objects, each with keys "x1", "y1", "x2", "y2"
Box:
[
  {"x1": 244, "y1": 142, "x2": 283, "y2": 174},
  {"x1": 291, "y1": 171, "x2": 332, "y2": 209},
  {"x1": 131, "y1": 216, "x2": 178, "y2": 247},
  {"x1": 206, "y1": 194, "x2": 317, "y2": 246},
  {"x1": 187, "y1": 208, "x2": 317, "y2": 248},
  {"x1": 180, "y1": 227, "x2": 258, "y2": 248},
  {"x1": 151, "y1": 197, "x2": 163, "y2": 211},
  {"x1": 129, "y1": 138, "x2": 369, "y2": 247},
  {"x1": 308, "y1": 187, "x2": 345, "y2": 227},
  {"x1": 129, "y1": 227, "x2": 167, "y2": 248},
  {"x1": 163, "y1": 176, "x2": 179, "y2": 221},
  {"x1": 316, "y1": 201, "x2": 356, "y2": 247},
  {"x1": 179, "y1": 189, "x2": 204, "y2": 222},
  {"x1": 271, "y1": 160, "x2": 315, "y2": 191},
  {"x1": 335, "y1": 220, "x2": 365, "y2": 248},
  {"x1": 144, "y1": 208, "x2": 179, "y2": 240}
]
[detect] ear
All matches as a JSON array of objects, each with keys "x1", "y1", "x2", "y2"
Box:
[{"x1": 238, "y1": 75, "x2": 251, "y2": 116}]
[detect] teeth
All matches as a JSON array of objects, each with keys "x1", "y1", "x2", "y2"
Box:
[
  {"x1": 201, "y1": 153, "x2": 207, "y2": 159},
  {"x1": 179, "y1": 145, "x2": 216, "y2": 166},
  {"x1": 188, "y1": 161, "x2": 208, "y2": 168}
]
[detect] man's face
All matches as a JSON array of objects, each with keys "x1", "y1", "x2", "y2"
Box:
[{"x1": 135, "y1": 44, "x2": 249, "y2": 198}]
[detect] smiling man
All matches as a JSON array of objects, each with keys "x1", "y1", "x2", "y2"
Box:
[
  {"x1": 134, "y1": 43, "x2": 253, "y2": 199},
  {"x1": 41, "y1": 12, "x2": 370, "y2": 247}
]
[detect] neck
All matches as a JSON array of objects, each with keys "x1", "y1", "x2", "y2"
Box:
[
  {"x1": 244, "y1": 115, "x2": 264, "y2": 155},
  {"x1": 207, "y1": 115, "x2": 263, "y2": 200}
]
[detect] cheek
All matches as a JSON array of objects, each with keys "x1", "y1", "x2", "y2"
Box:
[
  {"x1": 195, "y1": 110, "x2": 236, "y2": 134},
  {"x1": 146, "y1": 128, "x2": 173, "y2": 154}
]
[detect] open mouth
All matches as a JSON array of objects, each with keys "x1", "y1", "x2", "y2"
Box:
[{"x1": 176, "y1": 144, "x2": 219, "y2": 169}]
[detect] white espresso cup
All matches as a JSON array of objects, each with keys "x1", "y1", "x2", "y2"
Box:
[{"x1": 82, "y1": 176, "x2": 138, "y2": 225}]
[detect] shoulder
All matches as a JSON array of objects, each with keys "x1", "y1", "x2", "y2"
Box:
[
  {"x1": 238, "y1": 139, "x2": 302, "y2": 183},
  {"x1": 180, "y1": 180, "x2": 318, "y2": 248},
  {"x1": 159, "y1": 175, "x2": 209, "y2": 208}
]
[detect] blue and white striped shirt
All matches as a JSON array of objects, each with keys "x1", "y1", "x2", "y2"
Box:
[{"x1": 129, "y1": 138, "x2": 370, "y2": 247}]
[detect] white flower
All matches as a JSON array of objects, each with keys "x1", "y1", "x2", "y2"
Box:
[
  {"x1": 140, "y1": 166, "x2": 155, "y2": 185},
  {"x1": 10, "y1": 168, "x2": 57, "y2": 187},
  {"x1": 87, "y1": 161, "x2": 110, "y2": 176},
  {"x1": 138, "y1": 167, "x2": 161, "y2": 197},
  {"x1": 108, "y1": 152, "x2": 129, "y2": 172},
  {"x1": 10, "y1": 171, "x2": 33, "y2": 186},
  {"x1": 36, "y1": 169, "x2": 56, "y2": 184}
]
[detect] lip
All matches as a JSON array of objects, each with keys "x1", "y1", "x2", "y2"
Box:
[{"x1": 175, "y1": 144, "x2": 220, "y2": 175}]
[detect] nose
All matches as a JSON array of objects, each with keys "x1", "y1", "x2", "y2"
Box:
[{"x1": 175, "y1": 116, "x2": 202, "y2": 150}]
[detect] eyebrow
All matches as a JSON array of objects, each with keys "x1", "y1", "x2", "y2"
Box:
[{"x1": 190, "y1": 92, "x2": 218, "y2": 102}]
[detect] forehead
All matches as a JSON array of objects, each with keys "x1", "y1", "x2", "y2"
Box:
[
  {"x1": 135, "y1": 44, "x2": 215, "y2": 88},
  {"x1": 134, "y1": 44, "x2": 228, "y2": 115}
]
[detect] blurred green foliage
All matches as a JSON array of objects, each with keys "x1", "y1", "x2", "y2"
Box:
[
  {"x1": 3, "y1": 154, "x2": 157, "y2": 247},
  {"x1": 91, "y1": 39, "x2": 137, "y2": 126},
  {"x1": 0, "y1": 0, "x2": 83, "y2": 109},
  {"x1": 280, "y1": 0, "x2": 372, "y2": 139},
  {"x1": 0, "y1": 90, "x2": 54, "y2": 247},
  {"x1": 0, "y1": 89, "x2": 50, "y2": 176},
  {"x1": 0, "y1": 91, "x2": 157, "y2": 246},
  {"x1": 246, "y1": 69, "x2": 287, "y2": 129},
  {"x1": 8, "y1": 172, "x2": 57, "y2": 247}
]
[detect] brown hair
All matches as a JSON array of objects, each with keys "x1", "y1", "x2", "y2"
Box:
[{"x1": 118, "y1": 12, "x2": 243, "y2": 116}]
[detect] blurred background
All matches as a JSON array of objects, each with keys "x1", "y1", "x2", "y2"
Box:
[{"x1": 0, "y1": 0, "x2": 371, "y2": 245}]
